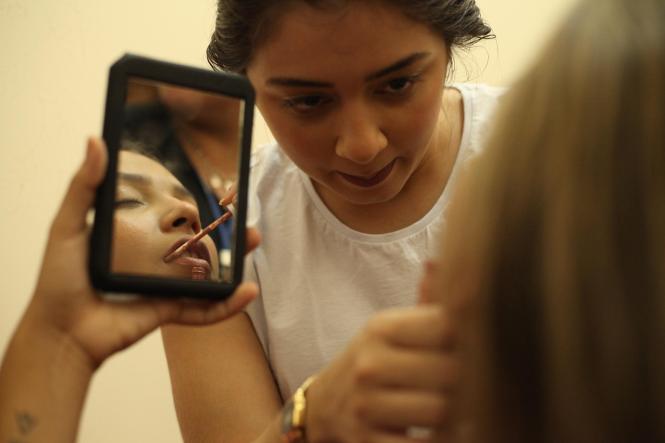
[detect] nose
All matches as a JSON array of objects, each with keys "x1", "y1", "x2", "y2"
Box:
[
  {"x1": 335, "y1": 102, "x2": 388, "y2": 165},
  {"x1": 160, "y1": 198, "x2": 202, "y2": 234}
]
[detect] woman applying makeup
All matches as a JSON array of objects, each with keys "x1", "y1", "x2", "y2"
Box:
[{"x1": 161, "y1": 1, "x2": 503, "y2": 442}]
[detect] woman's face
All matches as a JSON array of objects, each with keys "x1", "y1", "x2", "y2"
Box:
[
  {"x1": 247, "y1": 2, "x2": 449, "y2": 208},
  {"x1": 112, "y1": 151, "x2": 219, "y2": 280}
]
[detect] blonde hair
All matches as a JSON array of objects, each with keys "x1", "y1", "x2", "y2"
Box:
[{"x1": 440, "y1": 0, "x2": 665, "y2": 441}]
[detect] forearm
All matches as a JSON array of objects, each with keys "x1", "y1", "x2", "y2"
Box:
[
  {"x1": 164, "y1": 314, "x2": 285, "y2": 443},
  {"x1": 0, "y1": 306, "x2": 94, "y2": 443}
]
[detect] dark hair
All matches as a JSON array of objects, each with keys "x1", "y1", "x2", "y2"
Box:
[{"x1": 207, "y1": 0, "x2": 494, "y2": 73}]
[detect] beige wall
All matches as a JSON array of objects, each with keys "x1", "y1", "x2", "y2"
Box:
[{"x1": 0, "y1": 1, "x2": 576, "y2": 441}]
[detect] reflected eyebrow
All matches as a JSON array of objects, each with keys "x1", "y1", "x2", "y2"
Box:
[
  {"x1": 118, "y1": 172, "x2": 150, "y2": 185},
  {"x1": 265, "y1": 52, "x2": 430, "y2": 89},
  {"x1": 118, "y1": 172, "x2": 196, "y2": 203},
  {"x1": 172, "y1": 184, "x2": 196, "y2": 204}
]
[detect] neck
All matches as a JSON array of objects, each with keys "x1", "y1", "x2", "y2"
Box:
[{"x1": 176, "y1": 122, "x2": 240, "y2": 199}]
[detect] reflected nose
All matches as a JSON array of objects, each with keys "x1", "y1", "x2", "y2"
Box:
[
  {"x1": 160, "y1": 199, "x2": 202, "y2": 234},
  {"x1": 335, "y1": 104, "x2": 388, "y2": 165}
]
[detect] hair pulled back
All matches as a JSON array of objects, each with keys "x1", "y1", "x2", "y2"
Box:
[{"x1": 207, "y1": 0, "x2": 494, "y2": 73}]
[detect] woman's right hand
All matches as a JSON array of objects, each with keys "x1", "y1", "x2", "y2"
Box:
[
  {"x1": 305, "y1": 305, "x2": 459, "y2": 442},
  {"x1": 26, "y1": 137, "x2": 261, "y2": 370}
]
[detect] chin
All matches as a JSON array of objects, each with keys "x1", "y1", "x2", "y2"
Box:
[{"x1": 337, "y1": 186, "x2": 401, "y2": 206}]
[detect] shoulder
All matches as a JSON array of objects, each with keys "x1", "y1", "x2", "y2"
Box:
[
  {"x1": 247, "y1": 142, "x2": 310, "y2": 224},
  {"x1": 455, "y1": 82, "x2": 507, "y2": 100},
  {"x1": 455, "y1": 83, "x2": 506, "y2": 117},
  {"x1": 250, "y1": 142, "x2": 288, "y2": 173},
  {"x1": 249, "y1": 142, "x2": 300, "y2": 189},
  {"x1": 454, "y1": 83, "x2": 507, "y2": 155}
]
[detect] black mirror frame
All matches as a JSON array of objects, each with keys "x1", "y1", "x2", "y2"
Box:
[{"x1": 89, "y1": 53, "x2": 254, "y2": 300}]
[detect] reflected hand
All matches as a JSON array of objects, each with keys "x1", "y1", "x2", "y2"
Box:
[
  {"x1": 305, "y1": 306, "x2": 459, "y2": 442},
  {"x1": 27, "y1": 137, "x2": 260, "y2": 369}
]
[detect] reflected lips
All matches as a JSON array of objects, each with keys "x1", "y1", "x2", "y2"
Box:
[
  {"x1": 165, "y1": 238, "x2": 213, "y2": 279},
  {"x1": 339, "y1": 159, "x2": 396, "y2": 188}
]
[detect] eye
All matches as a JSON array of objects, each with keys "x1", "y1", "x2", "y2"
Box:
[
  {"x1": 376, "y1": 74, "x2": 421, "y2": 96},
  {"x1": 114, "y1": 198, "x2": 145, "y2": 209},
  {"x1": 282, "y1": 94, "x2": 333, "y2": 115}
]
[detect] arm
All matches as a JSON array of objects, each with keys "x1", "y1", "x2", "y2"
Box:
[
  {"x1": 162, "y1": 312, "x2": 283, "y2": 443},
  {"x1": 164, "y1": 303, "x2": 459, "y2": 443},
  {"x1": 0, "y1": 307, "x2": 93, "y2": 443},
  {"x1": 0, "y1": 138, "x2": 259, "y2": 442}
]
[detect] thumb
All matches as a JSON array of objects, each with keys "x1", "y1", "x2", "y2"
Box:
[{"x1": 51, "y1": 137, "x2": 108, "y2": 239}]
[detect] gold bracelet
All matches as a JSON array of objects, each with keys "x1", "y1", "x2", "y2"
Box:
[{"x1": 281, "y1": 375, "x2": 317, "y2": 443}]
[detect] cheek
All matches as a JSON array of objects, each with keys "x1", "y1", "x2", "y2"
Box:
[
  {"x1": 112, "y1": 214, "x2": 158, "y2": 272},
  {"x1": 388, "y1": 86, "x2": 444, "y2": 155},
  {"x1": 202, "y1": 236, "x2": 220, "y2": 274},
  {"x1": 258, "y1": 101, "x2": 328, "y2": 167}
]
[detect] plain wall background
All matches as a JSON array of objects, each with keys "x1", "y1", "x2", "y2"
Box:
[{"x1": 0, "y1": 1, "x2": 576, "y2": 441}]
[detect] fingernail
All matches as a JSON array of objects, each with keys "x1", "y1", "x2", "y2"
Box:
[{"x1": 219, "y1": 193, "x2": 233, "y2": 207}]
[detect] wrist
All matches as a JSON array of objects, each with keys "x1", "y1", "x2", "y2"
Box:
[
  {"x1": 281, "y1": 375, "x2": 317, "y2": 443},
  {"x1": 0, "y1": 305, "x2": 95, "y2": 441},
  {"x1": 19, "y1": 300, "x2": 97, "y2": 376}
]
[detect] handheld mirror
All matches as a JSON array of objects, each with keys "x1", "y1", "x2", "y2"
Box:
[{"x1": 90, "y1": 54, "x2": 254, "y2": 299}]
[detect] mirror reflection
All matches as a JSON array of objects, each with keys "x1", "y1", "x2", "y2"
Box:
[{"x1": 111, "y1": 78, "x2": 243, "y2": 283}]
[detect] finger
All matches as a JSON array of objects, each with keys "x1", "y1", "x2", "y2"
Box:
[
  {"x1": 218, "y1": 182, "x2": 238, "y2": 206},
  {"x1": 51, "y1": 137, "x2": 108, "y2": 238},
  {"x1": 154, "y1": 281, "x2": 259, "y2": 326},
  {"x1": 366, "y1": 305, "x2": 455, "y2": 349},
  {"x1": 245, "y1": 227, "x2": 261, "y2": 253},
  {"x1": 360, "y1": 427, "x2": 433, "y2": 443},
  {"x1": 358, "y1": 390, "x2": 450, "y2": 429},
  {"x1": 356, "y1": 348, "x2": 460, "y2": 391},
  {"x1": 417, "y1": 260, "x2": 439, "y2": 305},
  {"x1": 96, "y1": 281, "x2": 258, "y2": 356}
]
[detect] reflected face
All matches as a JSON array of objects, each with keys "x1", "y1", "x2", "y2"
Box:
[
  {"x1": 112, "y1": 151, "x2": 219, "y2": 280},
  {"x1": 247, "y1": 2, "x2": 449, "y2": 208}
]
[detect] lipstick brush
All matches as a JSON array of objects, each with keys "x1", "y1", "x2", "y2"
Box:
[{"x1": 163, "y1": 203, "x2": 234, "y2": 263}]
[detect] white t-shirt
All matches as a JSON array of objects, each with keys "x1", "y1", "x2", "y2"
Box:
[{"x1": 245, "y1": 83, "x2": 504, "y2": 399}]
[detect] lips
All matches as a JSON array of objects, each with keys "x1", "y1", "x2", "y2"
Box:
[
  {"x1": 338, "y1": 159, "x2": 396, "y2": 188},
  {"x1": 164, "y1": 237, "x2": 212, "y2": 278}
]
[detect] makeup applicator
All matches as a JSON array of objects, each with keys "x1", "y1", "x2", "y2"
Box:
[{"x1": 163, "y1": 201, "x2": 235, "y2": 265}]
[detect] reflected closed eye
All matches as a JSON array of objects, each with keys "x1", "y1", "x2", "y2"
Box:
[{"x1": 114, "y1": 198, "x2": 145, "y2": 209}]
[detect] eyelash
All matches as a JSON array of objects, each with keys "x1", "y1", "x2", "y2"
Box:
[
  {"x1": 281, "y1": 74, "x2": 423, "y2": 115},
  {"x1": 375, "y1": 74, "x2": 423, "y2": 96},
  {"x1": 282, "y1": 95, "x2": 334, "y2": 115},
  {"x1": 114, "y1": 198, "x2": 145, "y2": 209}
]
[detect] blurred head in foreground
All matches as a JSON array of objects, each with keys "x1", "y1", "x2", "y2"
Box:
[{"x1": 432, "y1": 0, "x2": 665, "y2": 441}]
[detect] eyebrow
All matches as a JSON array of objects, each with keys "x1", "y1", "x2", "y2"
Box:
[
  {"x1": 118, "y1": 172, "x2": 196, "y2": 203},
  {"x1": 365, "y1": 52, "x2": 430, "y2": 81},
  {"x1": 266, "y1": 52, "x2": 430, "y2": 88}
]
